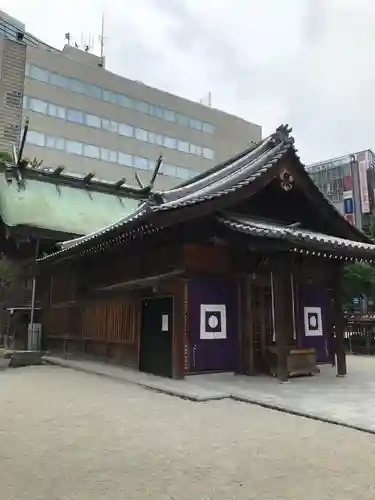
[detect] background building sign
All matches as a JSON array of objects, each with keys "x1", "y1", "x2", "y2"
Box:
[
  {"x1": 343, "y1": 175, "x2": 353, "y2": 191},
  {"x1": 344, "y1": 213, "x2": 355, "y2": 225},
  {"x1": 358, "y1": 152, "x2": 370, "y2": 213},
  {"x1": 343, "y1": 189, "x2": 354, "y2": 215},
  {"x1": 343, "y1": 197, "x2": 354, "y2": 214}
]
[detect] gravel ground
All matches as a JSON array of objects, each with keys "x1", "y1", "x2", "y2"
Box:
[{"x1": 1, "y1": 366, "x2": 375, "y2": 500}]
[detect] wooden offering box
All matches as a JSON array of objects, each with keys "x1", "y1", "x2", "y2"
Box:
[{"x1": 267, "y1": 347, "x2": 318, "y2": 377}]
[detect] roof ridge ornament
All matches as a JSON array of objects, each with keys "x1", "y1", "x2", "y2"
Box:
[
  {"x1": 280, "y1": 169, "x2": 294, "y2": 191},
  {"x1": 273, "y1": 124, "x2": 294, "y2": 145}
]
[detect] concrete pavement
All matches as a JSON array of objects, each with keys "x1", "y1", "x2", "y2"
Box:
[{"x1": 44, "y1": 354, "x2": 375, "y2": 433}]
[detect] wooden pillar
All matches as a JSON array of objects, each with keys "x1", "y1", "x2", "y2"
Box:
[
  {"x1": 172, "y1": 280, "x2": 186, "y2": 379},
  {"x1": 333, "y1": 264, "x2": 347, "y2": 377},
  {"x1": 272, "y1": 254, "x2": 291, "y2": 382},
  {"x1": 236, "y1": 277, "x2": 246, "y2": 375}
]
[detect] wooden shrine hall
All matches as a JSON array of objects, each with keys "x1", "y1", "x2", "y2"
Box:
[{"x1": 37, "y1": 125, "x2": 375, "y2": 381}]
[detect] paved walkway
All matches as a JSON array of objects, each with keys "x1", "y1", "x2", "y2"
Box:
[
  {"x1": 3, "y1": 365, "x2": 375, "y2": 500},
  {"x1": 45, "y1": 354, "x2": 375, "y2": 432}
]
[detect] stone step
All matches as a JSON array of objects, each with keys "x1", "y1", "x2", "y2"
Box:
[{"x1": 4, "y1": 350, "x2": 45, "y2": 368}]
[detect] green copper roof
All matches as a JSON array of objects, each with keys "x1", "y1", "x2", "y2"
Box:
[{"x1": 0, "y1": 173, "x2": 140, "y2": 236}]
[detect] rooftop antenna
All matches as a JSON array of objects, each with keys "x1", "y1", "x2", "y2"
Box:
[
  {"x1": 199, "y1": 92, "x2": 212, "y2": 107},
  {"x1": 81, "y1": 32, "x2": 94, "y2": 52},
  {"x1": 98, "y1": 12, "x2": 106, "y2": 67}
]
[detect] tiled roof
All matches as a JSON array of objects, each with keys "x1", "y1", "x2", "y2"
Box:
[
  {"x1": 39, "y1": 125, "x2": 295, "y2": 261},
  {"x1": 217, "y1": 214, "x2": 375, "y2": 257},
  {"x1": 38, "y1": 124, "x2": 371, "y2": 263},
  {"x1": 0, "y1": 172, "x2": 141, "y2": 237}
]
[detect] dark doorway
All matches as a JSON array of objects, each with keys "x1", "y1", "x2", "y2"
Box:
[
  {"x1": 247, "y1": 276, "x2": 274, "y2": 374},
  {"x1": 139, "y1": 297, "x2": 173, "y2": 377}
]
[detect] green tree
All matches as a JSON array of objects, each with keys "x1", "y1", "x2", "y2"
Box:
[
  {"x1": 342, "y1": 263, "x2": 375, "y2": 311},
  {"x1": 0, "y1": 151, "x2": 13, "y2": 163},
  {"x1": 342, "y1": 209, "x2": 375, "y2": 311}
]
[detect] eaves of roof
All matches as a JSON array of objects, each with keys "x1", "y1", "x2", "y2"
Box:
[{"x1": 217, "y1": 214, "x2": 375, "y2": 260}]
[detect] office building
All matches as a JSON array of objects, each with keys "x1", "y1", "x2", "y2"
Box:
[
  {"x1": 306, "y1": 150, "x2": 375, "y2": 232},
  {"x1": 0, "y1": 10, "x2": 262, "y2": 190}
]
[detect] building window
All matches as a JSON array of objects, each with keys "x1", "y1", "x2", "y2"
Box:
[
  {"x1": 190, "y1": 144, "x2": 202, "y2": 156},
  {"x1": 29, "y1": 65, "x2": 49, "y2": 82},
  {"x1": 25, "y1": 66, "x2": 216, "y2": 135},
  {"x1": 66, "y1": 140, "x2": 83, "y2": 155},
  {"x1": 134, "y1": 100, "x2": 149, "y2": 114},
  {"x1": 69, "y1": 78, "x2": 86, "y2": 94},
  {"x1": 164, "y1": 109, "x2": 176, "y2": 122},
  {"x1": 148, "y1": 132, "x2": 163, "y2": 146},
  {"x1": 117, "y1": 94, "x2": 132, "y2": 108},
  {"x1": 86, "y1": 114, "x2": 101, "y2": 128},
  {"x1": 101, "y1": 148, "x2": 117, "y2": 163},
  {"x1": 27, "y1": 131, "x2": 45, "y2": 146},
  {"x1": 102, "y1": 119, "x2": 118, "y2": 133},
  {"x1": 66, "y1": 109, "x2": 84, "y2": 124},
  {"x1": 118, "y1": 152, "x2": 133, "y2": 167},
  {"x1": 47, "y1": 103, "x2": 66, "y2": 119},
  {"x1": 149, "y1": 105, "x2": 163, "y2": 118},
  {"x1": 46, "y1": 135, "x2": 65, "y2": 150},
  {"x1": 177, "y1": 140, "x2": 189, "y2": 153},
  {"x1": 118, "y1": 123, "x2": 133, "y2": 137},
  {"x1": 203, "y1": 147, "x2": 214, "y2": 160},
  {"x1": 103, "y1": 90, "x2": 117, "y2": 104},
  {"x1": 176, "y1": 113, "x2": 189, "y2": 127},
  {"x1": 133, "y1": 156, "x2": 149, "y2": 170},
  {"x1": 85, "y1": 84, "x2": 102, "y2": 99},
  {"x1": 163, "y1": 136, "x2": 177, "y2": 149},
  {"x1": 176, "y1": 166, "x2": 191, "y2": 180},
  {"x1": 202, "y1": 122, "x2": 215, "y2": 134},
  {"x1": 135, "y1": 128, "x2": 148, "y2": 142},
  {"x1": 162, "y1": 163, "x2": 177, "y2": 177},
  {"x1": 84, "y1": 144, "x2": 100, "y2": 159},
  {"x1": 189, "y1": 118, "x2": 202, "y2": 131},
  {"x1": 25, "y1": 129, "x2": 191, "y2": 180},
  {"x1": 50, "y1": 72, "x2": 69, "y2": 88},
  {"x1": 29, "y1": 98, "x2": 47, "y2": 114}
]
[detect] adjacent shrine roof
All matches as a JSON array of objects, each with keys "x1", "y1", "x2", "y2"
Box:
[
  {"x1": 217, "y1": 214, "x2": 375, "y2": 260},
  {"x1": 38, "y1": 124, "x2": 375, "y2": 263},
  {"x1": 0, "y1": 161, "x2": 155, "y2": 237}
]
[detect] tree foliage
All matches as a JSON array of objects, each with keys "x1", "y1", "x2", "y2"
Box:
[
  {"x1": 342, "y1": 210, "x2": 375, "y2": 310},
  {"x1": 342, "y1": 263, "x2": 375, "y2": 303},
  {"x1": 0, "y1": 151, "x2": 13, "y2": 163}
]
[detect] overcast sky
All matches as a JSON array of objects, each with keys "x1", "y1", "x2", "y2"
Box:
[{"x1": 2, "y1": 0, "x2": 375, "y2": 163}]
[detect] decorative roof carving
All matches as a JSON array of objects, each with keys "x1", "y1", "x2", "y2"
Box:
[{"x1": 272, "y1": 124, "x2": 294, "y2": 145}]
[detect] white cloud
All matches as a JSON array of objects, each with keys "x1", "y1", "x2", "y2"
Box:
[{"x1": 2, "y1": 0, "x2": 375, "y2": 163}]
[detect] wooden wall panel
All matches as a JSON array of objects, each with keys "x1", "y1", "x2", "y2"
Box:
[
  {"x1": 44, "y1": 298, "x2": 140, "y2": 368},
  {"x1": 183, "y1": 244, "x2": 232, "y2": 273},
  {"x1": 81, "y1": 300, "x2": 138, "y2": 343}
]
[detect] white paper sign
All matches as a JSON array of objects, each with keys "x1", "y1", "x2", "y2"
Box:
[
  {"x1": 200, "y1": 304, "x2": 227, "y2": 340},
  {"x1": 161, "y1": 314, "x2": 169, "y2": 332},
  {"x1": 304, "y1": 306, "x2": 323, "y2": 337}
]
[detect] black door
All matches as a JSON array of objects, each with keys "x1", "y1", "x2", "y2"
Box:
[{"x1": 139, "y1": 297, "x2": 173, "y2": 377}]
